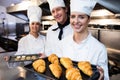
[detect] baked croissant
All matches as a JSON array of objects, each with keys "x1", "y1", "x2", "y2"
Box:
[
  {"x1": 66, "y1": 68, "x2": 82, "y2": 80},
  {"x1": 49, "y1": 63, "x2": 62, "y2": 79},
  {"x1": 60, "y1": 57, "x2": 73, "y2": 69},
  {"x1": 78, "y1": 61, "x2": 93, "y2": 77},
  {"x1": 48, "y1": 54, "x2": 59, "y2": 64},
  {"x1": 32, "y1": 59, "x2": 46, "y2": 73}
]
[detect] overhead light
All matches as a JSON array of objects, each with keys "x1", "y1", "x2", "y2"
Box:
[
  {"x1": 91, "y1": 9, "x2": 114, "y2": 17},
  {"x1": 115, "y1": 14, "x2": 120, "y2": 18},
  {"x1": 89, "y1": 19, "x2": 120, "y2": 25}
]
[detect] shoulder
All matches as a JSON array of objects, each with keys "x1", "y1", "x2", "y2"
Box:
[
  {"x1": 89, "y1": 35, "x2": 106, "y2": 50},
  {"x1": 47, "y1": 23, "x2": 58, "y2": 31},
  {"x1": 39, "y1": 34, "x2": 46, "y2": 40},
  {"x1": 19, "y1": 35, "x2": 29, "y2": 42},
  {"x1": 60, "y1": 35, "x2": 72, "y2": 44}
]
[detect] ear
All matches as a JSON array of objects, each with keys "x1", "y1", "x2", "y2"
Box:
[{"x1": 64, "y1": 7, "x2": 68, "y2": 13}]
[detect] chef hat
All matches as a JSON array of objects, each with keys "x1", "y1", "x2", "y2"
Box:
[
  {"x1": 47, "y1": 0, "x2": 65, "y2": 11},
  {"x1": 70, "y1": 0, "x2": 97, "y2": 16},
  {"x1": 27, "y1": 6, "x2": 42, "y2": 23}
]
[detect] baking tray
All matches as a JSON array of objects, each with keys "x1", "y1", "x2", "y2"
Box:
[
  {"x1": 8, "y1": 54, "x2": 40, "y2": 62},
  {"x1": 24, "y1": 57, "x2": 100, "y2": 80}
]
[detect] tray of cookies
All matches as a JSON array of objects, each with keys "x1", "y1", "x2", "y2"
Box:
[
  {"x1": 24, "y1": 54, "x2": 100, "y2": 80},
  {"x1": 9, "y1": 54, "x2": 40, "y2": 62}
]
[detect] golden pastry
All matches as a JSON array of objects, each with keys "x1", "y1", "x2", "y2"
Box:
[
  {"x1": 60, "y1": 57, "x2": 73, "y2": 69},
  {"x1": 66, "y1": 68, "x2": 82, "y2": 80},
  {"x1": 32, "y1": 59, "x2": 46, "y2": 73},
  {"x1": 26, "y1": 56, "x2": 31, "y2": 60},
  {"x1": 31, "y1": 56, "x2": 37, "y2": 60},
  {"x1": 49, "y1": 63, "x2": 62, "y2": 79},
  {"x1": 21, "y1": 56, "x2": 25, "y2": 60},
  {"x1": 15, "y1": 56, "x2": 21, "y2": 61},
  {"x1": 78, "y1": 61, "x2": 93, "y2": 77},
  {"x1": 48, "y1": 54, "x2": 59, "y2": 64}
]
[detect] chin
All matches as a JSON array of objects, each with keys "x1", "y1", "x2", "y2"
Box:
[{"x1": 74, "y1": 29, "x2": 82, "y2": 33}]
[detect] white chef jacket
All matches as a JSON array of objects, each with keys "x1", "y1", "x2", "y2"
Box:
[
  {"x1": 15, "y1": 33, "x2": 45, "y2": 55},
  {"x1": 45, "y1": 23, "x2": 73, "y2": 57},
  {"x1": 59, "y1": 33, "x2": 109, "y2": 80}
]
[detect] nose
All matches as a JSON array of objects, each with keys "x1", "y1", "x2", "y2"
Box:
[{"x1": 74, "y1": 17, "x2": 79, "y2": 24}]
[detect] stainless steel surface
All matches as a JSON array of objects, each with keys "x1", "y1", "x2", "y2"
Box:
[
  {"x1": 98, "y1": 0, "x2": 120, "y2": 13},
  {"x1": 0, "y1": 54, "x2": 20, "y2": 80},
  {"x1": 89, "y1": 28, "x2": 98, "y2": 39},
  {"x1": 100, "y1": 29, "x2": 120, "y2": 50},
  {"x1": 0, "y1": 52, "x2": 54, "y2": 80},
  {"x1": 0, "y1": 0, "x2": 120, "y2": 13}
]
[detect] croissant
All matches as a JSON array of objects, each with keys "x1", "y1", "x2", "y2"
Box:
[
  {"x1": 78, "y1": 61, "x2": 93, "y2": 77},
  {"x1": 66, "y1": 68, "x2": 82, "y2": 80},
  {"x1": 49, "y1": 63, "x2": 62, "y2": 79},
  {"x1": 48, "y1": 54, "x2": 59, "y2": 64},
  {"x1": 60, "y1": 57, "x2": 73, "y2": 69},
  {"x1": 32, "y1": 59, "x2": 46, "y2": 73}
]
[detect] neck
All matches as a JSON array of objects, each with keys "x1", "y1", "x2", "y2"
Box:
[
  {"x1": 58, "y1": 16, "x2": 69, "y2": 28},
  {"x1": 73, "y1": 30, "x2": 89, "y2": 44},
  {"x1": 30, "y1": 32, "x2": 39, "y2": 38}
]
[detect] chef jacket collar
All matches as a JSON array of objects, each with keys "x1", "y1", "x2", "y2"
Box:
[
  {"x1": 28, "y1": 33, "x2": 41, "y2": 40},
  {"x1": 71, "y1": 32, "x2": 92, "y2": 45},
  {"x1": 52, "y1": 17, "x2": 70, "y2": 40}
]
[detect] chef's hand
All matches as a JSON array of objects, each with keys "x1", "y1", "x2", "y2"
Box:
[
  {"x1": 97, "y1": 66, "x2": 104, "y2": 80},
  {"x1": 4, "y1": 56, "x2": 9, "y2": 61}
]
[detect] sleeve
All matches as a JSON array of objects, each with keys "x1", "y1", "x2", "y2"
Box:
[{"x1": 98, "y1": 45, "x2": 109, "y2": 80}]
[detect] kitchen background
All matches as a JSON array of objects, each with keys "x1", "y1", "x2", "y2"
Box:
[{"x1": 0, "y1": 0, "x2": 120, "y2": 79}]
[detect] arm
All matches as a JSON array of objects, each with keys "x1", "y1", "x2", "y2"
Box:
[{"x1": 97, "y1": 46, "x2": 109, "y2": 80}]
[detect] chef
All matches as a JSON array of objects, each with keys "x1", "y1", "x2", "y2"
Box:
[
  {"x1": 45, "y1": 0, "x2": 73, "y2": 57},
  {"x1": 4, "y1": 6, "x2": 46, "y2": 61},
  {"x1": 59, "y1": 0, "x2": 109, "y2": 80},
  {"x1": 15, "y1": 6, "x2": 45, "y2": 56}
]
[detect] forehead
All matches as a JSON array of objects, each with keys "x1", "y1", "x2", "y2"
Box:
[
  {"x1": 30, "y1": 22, "x2": 41, "y2": 24},
  {"x1": 52, "y1": 7, "x2": 64, "y2": 11},
  {"x1": 71, "y1": 12, "x2": 87, "y2": 16}
]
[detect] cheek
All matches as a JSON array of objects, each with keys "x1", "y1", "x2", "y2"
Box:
[
  {"x1": 30, "y1": 26, "x2": 33, "y2": 30},
  {"x1": 70, "y1": 19, "x2": 73, "y2": 25}
]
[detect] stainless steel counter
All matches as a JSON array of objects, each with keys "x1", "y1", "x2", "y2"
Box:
[
  {"x1": 0, "y1": 51, "x2": 20, "y2": 80},
  {"x1": 0, "y1": 52, "x2": 54, "y2": 80}
]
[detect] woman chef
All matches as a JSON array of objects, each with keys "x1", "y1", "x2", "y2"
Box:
[
  {"x1": 59, "y1": 0, "x2": 109, "y2": 80},
  {"x1": 45, "y1": 0, "x2": 73, "y2": 57},
  {"x1": 4, "y1": 6, "x2": 46, "y2": 61},
  {"x1": 15, "y1": 6, "x2": 45, "y2": 56}
]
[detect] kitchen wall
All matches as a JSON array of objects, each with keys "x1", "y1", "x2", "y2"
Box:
[{"x1": 0, "y1": 5, "x2": 26, "y2": 36}]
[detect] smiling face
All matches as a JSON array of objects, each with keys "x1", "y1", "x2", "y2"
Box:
[
  {"x1": 70, "y1": 12, "x2": 90, "y2": 33},
  {"x1": 51, "y1": 7, "x2": 67, "y2": 24},
  {"x1": 29, "y1": 22, "x2": 41, "y2": 34}
]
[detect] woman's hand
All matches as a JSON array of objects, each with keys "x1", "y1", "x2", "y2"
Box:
[
  {"x1": 4, "y1": 56, "x2": 9, "y2": 61},
  {"x1": 97, "y1": 66, "x2": 104, "y2": 80},
  {"x1": 39, "y1": 53, "x2": 46, "y2": 58}
]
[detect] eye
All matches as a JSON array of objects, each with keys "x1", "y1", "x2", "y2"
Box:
[
  {"x1": 70, "y1": 15, "x2": 76, "y2": 19},
  {"x1": 56, "y1": 8, "x2": 61, "y2": 11},
  {"x1": 31, "y1": 22, "x2": 34, "y2": 25},
  {"x1": 36, "y1": 22, "x2": 40, "y2": 25},
  {"x1": 78, "y1": 15, "x2": 85, "y2": 19},
  {"x1": 52, "y1": 10, "x2": 55, "y2": 14}
]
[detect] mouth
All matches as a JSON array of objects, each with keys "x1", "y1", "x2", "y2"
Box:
[
  {"x1": 73, "y1": 24, "x2": 81, "y2": 29},
  {"x1": 55, "y1": 15, "x2": 61, "y2": 20}
]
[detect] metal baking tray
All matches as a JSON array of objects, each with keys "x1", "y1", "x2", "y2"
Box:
[
  {"x1": 24, "y1": 57, "x2": 100, "y2": 80},
  {"x1": 8, "y1": 54, "x2": 40, "y2": 62}
]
